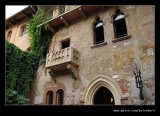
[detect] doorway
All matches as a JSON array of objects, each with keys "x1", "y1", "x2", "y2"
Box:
[{"x1": 93, "y1": 86, "x2": 115, "y2": 105}]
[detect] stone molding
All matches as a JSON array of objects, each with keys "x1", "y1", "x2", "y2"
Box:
[{"x1": 83, "y1": 75, "x2": 127, "y2": 105}]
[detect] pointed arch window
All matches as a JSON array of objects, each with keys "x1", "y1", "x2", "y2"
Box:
[
  {"x1": 113, "y1": 9, "x2": 127, "y2": 38},
  {"x1": 7, "y1": 31, "x2": 12, "y2": 41},
  {"x1": 19, "y1": 24, "x2": 27, "y2": 37},
  {"x1": 93, "y1": 17, "x2": 105, "y2": 45},
  {"x1": 57, "y1": 89, "x2": 63, "y2": 105},
  {"x1": 46, "y1": 91, "x2": 53, "y2": 104}
]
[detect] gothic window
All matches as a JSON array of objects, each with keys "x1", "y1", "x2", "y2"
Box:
[
  {"x1": 19, "y1": 24, "x2": 27, "y2": 36},
  {"x1": 93, "y1": 17, "x2": 105, "y2": 45},
  {"x1": 57, "y1": 89, "x2": 63, "y2": 105},
  {"x1": 7, "y1": 31, "x2": 12, "y2": 41},
  {"x1": 46, "y1": 91, "x2": 53, "y2": 104},
  {"x1": 113, "y1": 9, "x2": 127, "y2": 38}
]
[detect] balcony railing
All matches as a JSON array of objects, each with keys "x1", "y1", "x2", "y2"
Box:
[
  {"x1": 52, "y1": 6, "x2": 79, "y2": 19},
  {"x1": 46, "y1": 47, "x2": 80, "y2": 70}
]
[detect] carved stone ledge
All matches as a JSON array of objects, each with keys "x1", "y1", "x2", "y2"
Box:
[
  {"x1": 91, "y1": 42, "x2": 107, "y2": 49},
  {"x1": 48, "y1": 69, "x2": 56, "y2": 83},
  {"x1": 67, "y1": 64, "x2": 79, "y2": 80},
  {"x1": 112, "y1": 35, "x2": 131, "y2": 43}
]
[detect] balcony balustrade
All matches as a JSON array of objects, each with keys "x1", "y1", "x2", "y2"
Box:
[{"x1": 46, "y1": 47, "x2": 79, "y2": 70}]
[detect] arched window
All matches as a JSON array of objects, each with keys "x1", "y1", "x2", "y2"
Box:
[
  {"x1": 7, "y1": 31, "x2": 12, "y2": 41},
  {"x1": 57, "y1": 89, "x2": 63, "y2": 105},
  {"x1": 19, "y1": 24, "x2": 27, "y2": 36},
  {"x1": 46, "y1": 91, "x2": 53, "y2": 104},
  {"x1": 93, "y1": 17, "x2": 105, "y2": 45},
  {"x1": 113, "y1": 9, "x2": 127, "y2": 38}
]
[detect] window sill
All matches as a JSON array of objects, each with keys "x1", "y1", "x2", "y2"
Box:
[
  {"x1": 112, "y1": 35, "x2": 131, "y2": 43},
  {"x1": 91, "y1": 42, "x2": 107, "y2": 48}
]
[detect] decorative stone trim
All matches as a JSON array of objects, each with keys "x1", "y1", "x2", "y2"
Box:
[
  {"x1": 83, "y1": 75, "x2": 126, "y2": 105},
  {"x1": 112, "y1": 35, "x2": 131, "y2": 43},
  {"x1": 67, "y1": 64, "x2": 79, "y2": 80},
  {"x1": 91, "y1": 42, "x2": 107, "y2": 48},
  {"x1": 48, "y1": 69, "x2": 56, "y2": 83}
]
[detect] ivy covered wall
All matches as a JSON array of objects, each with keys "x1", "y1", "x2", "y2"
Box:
[{"x1": 6, "y1": 8, "x2": 53, "y2": 104}]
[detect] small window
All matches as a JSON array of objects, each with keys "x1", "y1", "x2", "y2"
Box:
[
  {"x1": 93, "y1": 17, "x2": 105, "y2": 45},
  {"x1": 19, "y1": 24, "x2": 27, "y2": 37},
  {"x1": 113, "y1": 9, "x2": 127, "y2": 38},
  {"x1": 57, "y1": 89, "x2": 63, "y2": 105},
  {"x1": 7, "y1": 31, "x2": 12, "y2": 41},
  {"x1": 46, "y1": 91, "x2": 53, "y2": 105},
  {"x1": 61, "y1": 39, "x2": 70, "y2": 49}
]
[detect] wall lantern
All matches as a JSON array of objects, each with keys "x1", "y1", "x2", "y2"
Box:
[
  {"x1": 110, "y1": 97, "x2": 114, "y2": 102},
  {"x1": 133, "y1": 63, "x2": 144, "y2": 100}
]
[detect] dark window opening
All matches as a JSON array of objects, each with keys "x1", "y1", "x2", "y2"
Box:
[
  {"x1": 61, "y1": 39, "x2": 70, "y2": 49},
  {"x1": 47, "y1": 91, "x2": 53, "y2": 104},
  {"x1": 94, "y1": 26, "x2": 105, "y2": 44},
  {"x1": 113, "y1": 9, "x2": 127, "y2": 38},
  {"x1": 93, "y1": 17, "x2": 105, "y2": 45},
  {"x1": 57, "y1": 90, "x2": 63, "y2": 105},
  {"x1": 19, "y1": 25, "x2": 27, "y2": 37},
  {"x1": 114, "y1": 18, "x2": 127, "y2": 38},
  {"x1": 7, "y1": 31, "x2": 12, "y2": 40},
  {"x1": 94, "y1": 86, "x2": 115, "y2": 105}
]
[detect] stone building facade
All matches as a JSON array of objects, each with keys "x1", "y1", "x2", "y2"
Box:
[
  {"x1": 5, "y1": 6, "x2": 37, "y2": 51},
  {"x1": 6, "y1": 5, "x2": 155, "y2": 105}
]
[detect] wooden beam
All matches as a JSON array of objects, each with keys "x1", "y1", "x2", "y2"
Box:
[
  {"x1": 79, "y1": 7, "x2": 87, "y2": 19},
  {"x1": 8, "y1": 20, "x2": 16, "y2": 25},
  {"x1": 6, "y1": 21, "x2": 12, "y2": 25},
  {"x1": 47, "y1": 25, "x2": 56, "y2": 33},
  {"x1": 60, "y1": 16, "x2": 69, "y2": 27},
  {"x1": 6, "y1": 21, "x2": 12, "y2": 29},
  {"x1": 10, "y1": 18, "x2": 19, "y2": 24},
  {"x1": 13, "y1": 18, "x2": 19, "y2": 22},
  {"x1": 23, "y1": 13, "x2": 30, "y2": 17},
  {"x1": 31, "y1": 6, "x2": 37, "y2": 13},
  {"x1": 6, "y1": 25, "x2": 10, "y2": 29}
]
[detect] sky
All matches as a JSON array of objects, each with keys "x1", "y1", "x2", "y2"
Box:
[{"x1": 5, "y1": 5, "x2": 28, "y2": 19}]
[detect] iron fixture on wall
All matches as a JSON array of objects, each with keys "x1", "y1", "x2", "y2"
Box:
[{"x1": 133, "y1": 63, "x2": 144, "y2": 100}]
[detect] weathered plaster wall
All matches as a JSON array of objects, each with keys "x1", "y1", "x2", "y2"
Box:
[
  {"x1": 33, "y1": 5, "x2": 155, "y2": 105},
  {"x1": 6, "y1": 18, "x2": 30, "y2": 51},
  {"x1": 65, "y1": 5, "x2": 79, "y2": 12}
]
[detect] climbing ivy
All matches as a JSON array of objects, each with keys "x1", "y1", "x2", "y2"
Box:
[
  {"x1": 6, "y1": 41, "x2": 39, "y2": 104},
  {"x1": 6, "y1": 8, "x2": 53, "y2": 104},
  {"x1": 27, "y1": 8, "x2": 53, "y2": 64}
]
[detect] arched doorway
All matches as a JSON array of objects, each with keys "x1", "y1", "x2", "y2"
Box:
[
  {"x1": 83, "y1": 76, "x2": 124, "y2": 105},
  {"x1": 93, "y1": 86, "x2": 115, "y2": 105}
]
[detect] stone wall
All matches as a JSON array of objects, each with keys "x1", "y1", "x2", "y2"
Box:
[{"x1": 32, "y1": 5, "x2": 155, "y2": 105}]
